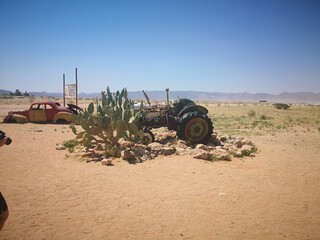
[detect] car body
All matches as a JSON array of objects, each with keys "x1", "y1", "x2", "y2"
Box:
[{"x1": 3, "y1": 101, "x2": 81, "y2": 124}]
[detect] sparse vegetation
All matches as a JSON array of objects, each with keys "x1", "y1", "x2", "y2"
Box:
[{"x1": 208, "y1": 103, "x2": 320, "y2": 136}]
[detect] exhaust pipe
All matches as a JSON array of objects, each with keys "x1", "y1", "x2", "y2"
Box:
[{"x1": 166, "y1": 88, "x2": 169, "y2": 106}]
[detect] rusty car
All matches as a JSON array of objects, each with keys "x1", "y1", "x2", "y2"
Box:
[{"x1": 3, "y1": 101, "x2": 81, "y2": 124}]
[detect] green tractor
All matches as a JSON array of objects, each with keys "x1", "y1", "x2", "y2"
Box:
[{"x1": 139, "y1": 89, "x2": 214, "y2": 144}]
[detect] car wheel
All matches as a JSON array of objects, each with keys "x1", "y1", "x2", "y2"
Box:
[
  {"x1": 5, "y1": 119, "x2": 17, "y2": 123},
  {"x1": 56, "y1": 119, "x2": 69, "y2": 124}
]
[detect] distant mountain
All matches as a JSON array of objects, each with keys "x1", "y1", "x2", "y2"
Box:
[
  {"x1": 0, "y1": 89, "x2": 12, "y2": 95},
  {"x1": 129, "y1": 91, "x2": 320, "y2": 103},
  {"x1": 1, "y1": 89, "x2": 319, "y2": 104}
]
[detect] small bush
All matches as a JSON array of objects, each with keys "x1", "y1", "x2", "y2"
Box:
[
  {"x1": 287, "y1": 116, "x2": 293, "y2": 122},
  {"x1": 260, "y1": 114, "x2": 268, "y2": 120},
  {"x1": 273, "y1": 103, "x2": 290, "y2": 110},
  {"x1": 63, "y1": 139, "x2": 80, "y2": 153},
  {"x1": 247, "y1": 109, "x2": 256, "y2": 117}
]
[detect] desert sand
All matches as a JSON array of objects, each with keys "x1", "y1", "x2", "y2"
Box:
[{"x1": 0, "y1": 100, "x2": 320, "y2": 240}]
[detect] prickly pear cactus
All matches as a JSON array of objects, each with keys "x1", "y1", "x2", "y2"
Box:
[{"x1": 70, "y1": 87, "x2": 145, "y2": 157}]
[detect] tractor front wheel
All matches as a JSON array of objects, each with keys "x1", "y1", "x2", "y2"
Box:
[
  {"x1": 177, "y1": 111, "x2": 213, "y2": 144},
  {"x1": 143, "y1": 129, "x2": 155, "y2": 145}
]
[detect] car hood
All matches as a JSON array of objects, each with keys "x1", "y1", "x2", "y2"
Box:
[
  {"x1": 8, "y1": 110, "x2": 28, "y2": 115},
  {"x1": 67, "y1": 103, "x2": 82, "y2": 110}
]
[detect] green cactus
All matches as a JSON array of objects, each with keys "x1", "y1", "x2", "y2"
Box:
[{"x1": 70, "y1": 87, "x2": 146, "y2": 157}]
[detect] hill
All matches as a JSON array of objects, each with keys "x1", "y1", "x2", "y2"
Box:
[{"x1": 1, "y1": 89, "x2": 319, "y2": 104}]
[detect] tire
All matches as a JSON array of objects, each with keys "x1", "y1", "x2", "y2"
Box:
[
  {"x1": 177, "y1": 111, "x2": 213, "y2": 143},
  {"x1": 143, "y1": 129, "x2": 155, "y2": 145},
  {"x1": 55, "y1": 119, "x2": 69, "y2": 124},
  {"x1": 4, "y1": 119, "x2": 17, "y2": 123}
]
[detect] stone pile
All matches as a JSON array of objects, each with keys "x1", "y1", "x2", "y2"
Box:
[{"x1": 68, "y1": 130, "x2": 257, "y2": 165}]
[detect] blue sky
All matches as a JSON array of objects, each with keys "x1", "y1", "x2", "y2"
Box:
[{"x1": 0, "y1": 0, "x2": 319, "y2": 94}]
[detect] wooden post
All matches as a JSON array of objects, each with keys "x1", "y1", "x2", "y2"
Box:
[
  {"x1": 63, "y1": 74, "x2": 65, "y2": 107},
  {"x1": 75, "y1": 68, "x2": 78, "y2": 106}
]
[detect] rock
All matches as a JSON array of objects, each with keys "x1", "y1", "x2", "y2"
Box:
[
  {"x1": 121, "y1": 150, "x2": 136, "y2": 160},
  {"x1": 241, "y1": 144, "x2": 253, "y2": 151},
  {"x1": 81, "y1": 152, "x2": 93, "y2": 158},
  {"x1": 148, "y1": 142, "x2": 163, "y2": 152},
  {"x1": 150, "y1": 153, "x2": 157, "y2": 159},
  {"x1": 139, "y1": 155, "x2": 151, "y2": 161},
  {"x1": 175, "y1": 147, "x2": 187, "y2": 155},
  {"x1": 229, "y1": 145, "x2": 238, "y2": 153},
  {"x1": 88, "y1": 157, "x2": 100, "y2": 162},
  {"x1": 93, "y1": 149, "x2": 105, "y2": 155},
  {"x1": 233, "y1": 139, "x2": 243, "y2": 148},
  {"x1": 134, "y1": 145, "x2": 148, "y2": 157},
  {"x1": 219, "y1": 135, "x2": 229, "y2": 142},
  {"x1": 157, "y1": 131, "x2": 176, "y2": 143},
  {"x1": 243, "y1": 139, "x2": 253, "y2": 146},
  {"x1": 206, "y1": 145, "x2": 216, "y2": 151},
  {"x1": 55, "y1": 144, "x2": 66, "y2": 150},
  {"x1": 195, "y1": 144, "x2": 208, "y2": 151},
  {"x1": 211, "y1": 132, "x2": 218, "y2": 140},
  {"x1": 234, "y1": 150, "x2": 243, "y2": 158},
  {"x1": 208, "y1": 133, "x2": 221, "y2": 146},
  {"x1": 93, "y1": 144, "x2": 105, "y2": 154},
  {"x1": 119, "y1": 139, "x2": 135, "y2": 148},
  {"x1": 94, "y1": 143, "x2": 104, "y2": 151},
  {"x1": 161, "y1": 147, "x2": 176, "y2": 156},
  {"x1": 193, "y1": 149, "x2": 212, "y2": 161},
  {"x1": 101, "y1": 158, "x2": 113, "y2": 166},
  {"x1": 164, "y1": 131, "x2": 176, "y2": 139},
  {"x1": 176, "y1": 140, "x2": 188, "y2": 149},
  {"x1": 222, "y1": 143, "x2": 232, "y2": 151},
  {"x1": 240, "y1": 144, "x2": 253, "y2": 156},
  {"x1": 214, "y1": 149, "x2": 231, "y2": 161},
  {"x1": 164, "y1": 142, "x2": 173, "y2": 147}
]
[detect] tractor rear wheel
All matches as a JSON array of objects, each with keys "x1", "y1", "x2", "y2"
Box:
[{"x1": 177, "y1": 111, "x2": 213, "y2": 143}]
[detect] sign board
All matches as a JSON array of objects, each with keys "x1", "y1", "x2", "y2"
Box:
[
  {"x1": 65, "y1": 84, "x2": 76, "y2": 98},
  {"x1": 62, "y1": 68, "x2": 78, "y2": 106}
]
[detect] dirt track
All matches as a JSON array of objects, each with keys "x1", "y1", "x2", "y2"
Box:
[{"x1": 0, "y1": 122, "x2": 319, "y2": 240}]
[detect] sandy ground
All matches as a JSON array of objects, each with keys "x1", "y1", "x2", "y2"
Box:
[{"x1": 1, "y1": 121, "x2": 320, "y2": 239}]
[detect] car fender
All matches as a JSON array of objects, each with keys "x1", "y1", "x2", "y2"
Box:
[
  {"x1": 4, "y1": 114, "x2": 28, "y2": 123},
  {"x1": 53, "y1": 112, "x2": 72, "y2": 123},
  {"x1": 177, "y1": 105, "x2": 208, "y2": 117}
]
